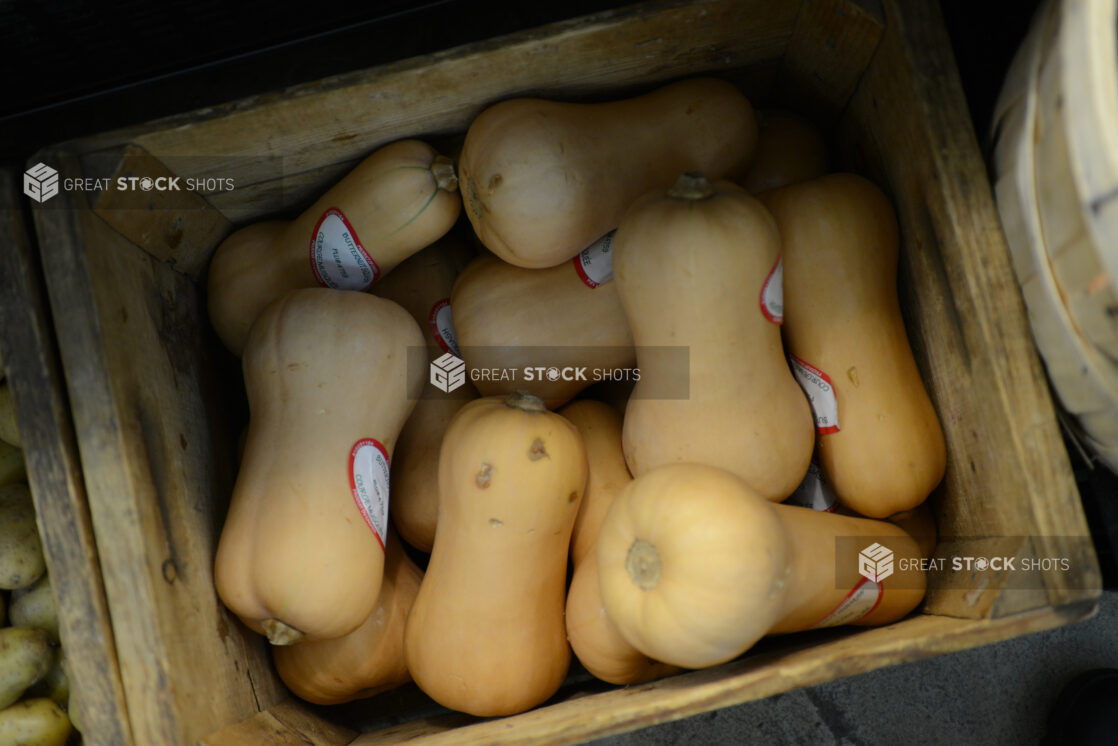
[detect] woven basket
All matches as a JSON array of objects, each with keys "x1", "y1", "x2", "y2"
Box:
[{"x1": 992, "y1": 0, "x2": 1118, "y2": 470}]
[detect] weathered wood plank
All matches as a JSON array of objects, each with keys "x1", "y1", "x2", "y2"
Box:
[
  {"x1": 0, "y1": 172, "x2": 134, "y2": 746},
  {"x1": 837, "y1": 0, "x2": 1101, "y2": 616},
  {"x1": 121, "y1": 0, "x2": 797, "y2": 218},
  {"x1": 32, "y1": 152, "x2": 286, "y2": 745},
  {"x1": 87, "y1": 145, "x2": 234, "y2": 279},
  {"x1": 344, "y1": 603, "x2": 1095, "y2": 745},
  {"x1": 199, "y1": 699, "x2": 357, "y2": 746},
  {"x1": 772, "y1": 0, "x2": 884, "y2": 124}
]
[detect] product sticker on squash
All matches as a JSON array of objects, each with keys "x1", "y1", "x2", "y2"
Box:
[
  {"x1": 784, "y1": 461, "x2": 837, "y2": 512},
  {"x1": 310, "y1": 207, "x2": 380, "y2": 291},
  {"x1": 789, "y1": 355, "x2": 839, "y2": 434},
  {"x1": 808, "y1": 577, "x2": 883, "y2": 629},
  {"x1": 572, "y1": 231, "x2": 616, "y2": 288},
  {"x1": 349, "y1": 438, "x2": 390, "y2": 549},
  {"x1": 428, "y1": 298, "x2": 461, "y2": 357},
  {"x1": 759, "y1": 254, "x2": 783, "y2": 324}
]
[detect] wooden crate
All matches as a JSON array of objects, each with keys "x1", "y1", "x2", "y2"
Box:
[{"x1": 0, "y1": 0, "x2": 1102, "y2": 744}]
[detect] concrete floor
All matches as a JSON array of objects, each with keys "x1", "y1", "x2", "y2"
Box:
[{"x1": 591, "y1": 591, "x2": 1118, "y2": 745}]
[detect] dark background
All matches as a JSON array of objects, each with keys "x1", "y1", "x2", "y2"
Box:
[
  {"x1": 2, "y1": 0, "x2": 1114, "y2": 581},
  {"x1": 0, "y1": 0, "x2": 1036, "y2": 166}
]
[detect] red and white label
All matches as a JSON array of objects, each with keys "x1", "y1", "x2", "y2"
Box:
[
  {"x1": 572, "y1": 231, "x2": 616, "y2": 288},
  {"x1": 428, "y1": 298, "x2": 460, "y2": 357},
  {"x1": 809, "y1": 577, "x2": 884, "y2": 629},
  {"x1": 789, "y1": 355, "x2": 840, "y2": 434},
  {"x1": 349, "y1": 438, "x2": 390, "y2": 549},
  {"x1": 760, "y1": 254, "x2": 783, "y2": 324},
  {"x1": 309, "y1": 208, "x2": 380, "y2": 291},
  {"x1": 785, "y1": 461, "x2": 838, "y2": 512}
]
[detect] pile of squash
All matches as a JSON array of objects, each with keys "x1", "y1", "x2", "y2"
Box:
[{"x1": 208, "y1": 77, "x2": 945, "y2": 717}]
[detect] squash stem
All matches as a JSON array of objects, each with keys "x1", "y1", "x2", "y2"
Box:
[
  {"x1": 431, "y1": 156, "x2": 459, "y2": 193},
  {"x1": 504, "y1": 390, "x2": 547, "y2": 413},
  {"x1": 667, "y1": 172, "x2": 715, "y2": 200},
  {"x1": 262, "y1": 618, "x2": 305, "y2": 646}
]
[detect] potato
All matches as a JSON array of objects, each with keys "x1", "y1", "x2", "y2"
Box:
[
  {"x1": 0, "y1": 383, "x2": 19, "y2": 448},
  {"x1": 0, "y1": 484, "x2": 45, "y2": 590},
  {"x1": 25, "y1": 647, "x2": 68, "y2": 709},
  {"x1": 11, "y1": 576, "x2": 58, "y2": 643},
  {"x1": 0, "y1": 698, "x2": 72, "y2": 746},
  {"x1": 0, "y1": 627, "x2": 53, "y2": 710},
  {"x1": 0, "y1": 441, "x2": 25, "y2": 490}
]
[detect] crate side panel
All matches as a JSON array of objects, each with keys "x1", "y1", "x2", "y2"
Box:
[
  {"x1": 771, "y1": 0, "x2": 884, "y2": 124},
  {"x1": 836, "y1": 0, "x2": 1100, "y2": 615},
  {"x1": 5, "y1": 176, "x2": 133, "y2": 746},
  {"x1": 124, "y1": 0, "x2": 797, "y2": 220},
  {"x1": 344, "y1": 604, "x2": 1095, "y2": 745},
  {"x1": 199, "y1": 699, "x2": 357, "y2": 746},
  {"x1": 34, "y1": 153, "x2": 285, "y2": 744}
]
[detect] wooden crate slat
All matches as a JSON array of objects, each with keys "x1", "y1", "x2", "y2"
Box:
[
  {"x1": 837, "y1": 0, "x2": 1101, "y2": 617},
  {"x1": 31, "y1": 153, "x2": 286, "y2": 745},
  {"x1": 1, "y1": 173, "x2": 134, "y2": 746}
]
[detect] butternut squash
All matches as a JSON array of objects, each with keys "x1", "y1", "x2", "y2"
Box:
[
  {"x1": 760, "y1": 173, "x2": 946, "y2": 517},
  {"x1": 596, "y1": 463, "x2": 925, "y2": 669},
  {"x1": 405, "y1": 391, "x2": 586, "y2": 717},
  {"x1": 207, "y1": 139, "x2": 461, "y2": 355},
  {"x1": 738, "y1": 109, "x2": 830, "y2": 193},
  {"x1": 790, "y1": 459, "x2": 939, "y2": 557},
  {"x1": 214, "y1": 288, "x2": 424, "y2": 644},
  {"x1": 768, "y1": 503, "x2": 926, "y2": 635},
  {"x1": 450, "y1": 245, "x2": 635, "y2": 409},
  {"x1": 272, "y1": 528, "x2": 422, "y2": 705},
  {"x1": 559, "y1": 400, "x2": 680, "y2": 685},
  {"x1": 613, "y1": 173, "x2": 814, "y2": 500},
  {"x1": 459, "y1": 78, "x2": 757, "y2": 268},
  {"x1": 374, "y1": 235, "x2": 478, "y2": 552}
]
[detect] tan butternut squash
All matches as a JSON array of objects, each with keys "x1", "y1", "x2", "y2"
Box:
[
  {"x1": 768, "y1": 503, "x2": 926, "y2": 635},
  {"x1": 596, "y1": 463, "x2": 925, "y2": 669},
  {"x1": 374, "y1": 235, "x2": 479, "y2": 552},
  {"x1": 613, "y1": 173, "x2": 814, "y2": 500},
  {"x1": 207, "y1": 139, "x2": 461, "y2": 355},
  {"x1": 459, "y1": 78, "x2": 757, "y2": 268},
  {"x1": 272, "y1": 529, "x2": 422, "y2": 705},
  {"x1": 738, "y1": 109, "x2": 830, "y2": 193},
  {"x1": 791, "y1": 460, "x2": 939, "y2": 557},
  {"x1": 450, "y1": 246, "x2": 635, "y2": 409},
  {"x1": 559, "y1": 400, "x2": 680, "y2": 685},
  {"x1": 214, "y1": 288, "x2": 424, "y2": 644},
  {"x1": 405, "y1": 392, "x2": 586, "y2": 716},
  {"x1": 760, "y1": 173, "x2": 946, "y2": 517}
]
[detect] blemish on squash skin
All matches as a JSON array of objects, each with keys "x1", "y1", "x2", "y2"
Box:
[
  {"x1": 487, "y1": 174, "x2": 503, "y2": 193},
  {"x1": 476, "y1": 463, "x2": 494, "y2": 488},
  {"x1": 529, "y1": 438, "x2": 548, "y2": 460},
  {"x1": 847, "y1": 366, "x2": 859, "y2": 387},
  {"x1": 567, "y1": 491, "x2": 578, "y2": 503},
  {"x1": 489, "y1": 518, "x2": 503, "y2": 527}
]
